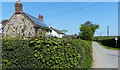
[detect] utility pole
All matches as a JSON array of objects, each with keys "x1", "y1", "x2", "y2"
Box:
[{"x1": 107, "y1": 26, "x2": 109, "y2": 36}]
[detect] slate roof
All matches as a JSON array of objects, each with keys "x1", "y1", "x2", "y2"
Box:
[
  {"x1": 2, "y1": 2, "x2": 50, "y2": 31},
  {"x1": 50, "y1": 27, "x2": 65, "y2": 35},
  {"x1": 24, "y1": 13, "x2": 49, "y2": 28}
]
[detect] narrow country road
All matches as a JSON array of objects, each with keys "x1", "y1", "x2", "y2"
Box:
[{"x1": 92, "y1": 42, "x2": 119, "y2": 68}]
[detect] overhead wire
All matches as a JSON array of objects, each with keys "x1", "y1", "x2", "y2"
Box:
[
  {"x1": 44, "y1": 2, "x2": 102, "y2": 18},
  {"x1": 41, "y1": 3, "x2": 82, "y2": 12}
]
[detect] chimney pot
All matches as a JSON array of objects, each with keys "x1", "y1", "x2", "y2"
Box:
[
  {"x1": 38, "y1": 14, "x2": 43, "y2": 21},
  {"x1": 15, "y1": 1, "x2": 23, "y2": 14},
  {"x1": 16, "y1": 1, "x2": 20, "y2": 4}
]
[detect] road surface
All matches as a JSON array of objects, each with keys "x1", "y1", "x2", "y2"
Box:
[{"x1": 92, "y1": 42, "x2": 119, "y2": 68}]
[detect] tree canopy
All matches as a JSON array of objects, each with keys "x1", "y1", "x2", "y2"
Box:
[
  {"x1": 61, "y1": 30, "x2": 68, "y2": 34},
  {"x1": 79, "y1": 21, "x2": 99, "y2": 40}
]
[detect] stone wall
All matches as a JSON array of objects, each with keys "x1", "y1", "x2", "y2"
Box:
[{"x1": 4, "y1": 14, "x2": 36, "y2": 38}]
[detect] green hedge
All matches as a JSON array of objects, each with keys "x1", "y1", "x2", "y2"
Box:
[
  {"x1": 2, "y1": 38, "x2": 41, "y2": 68},
  {"x1": 96, "y1": 38, "x2": 120, "y2": 48},
  {"x1": 2, "y1": 37, "x2": 93, "y2": 69},
  {"x1": 93, "y1": 36, "x2": 120, "y2": 48},
  {"x1": 93, "y1": 36, "x2": 120, "y2": 40}
]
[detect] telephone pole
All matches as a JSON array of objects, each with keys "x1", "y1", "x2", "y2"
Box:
[{"x1": 107, "y1": 26, "x2": 109, "y2": 36}]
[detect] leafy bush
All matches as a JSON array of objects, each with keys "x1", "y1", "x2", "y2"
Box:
[
  {"x1": 2, "y1": 37, "x2": 93, "y2": 69},
  {"x1": 2, "y1": 39, "x2": 41, "y2": 68}
]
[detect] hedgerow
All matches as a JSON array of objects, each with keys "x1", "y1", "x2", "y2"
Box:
[
  {"x1": 93, "y1": 36, "x2": 120, "y2": 40},
  {"x1": 93, "y1": 36, "x2": 120, "y2": 48},
  {"x1": 2, "y1": 38, "x2": 41, "y2": 68},
  {"x1": 2, "y1": 36, "x2": 93, "y2": 69}
]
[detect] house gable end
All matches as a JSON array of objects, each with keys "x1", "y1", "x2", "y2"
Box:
[{"x1": 4, "y1": 13, "x2": 36, "y2": 37}]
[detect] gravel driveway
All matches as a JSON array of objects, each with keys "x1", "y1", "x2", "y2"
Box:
[{"x1": 92, "y1": 42, "x2": 119, "y2": 68}]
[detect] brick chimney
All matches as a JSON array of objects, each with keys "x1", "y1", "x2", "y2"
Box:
[
  {"x1": 15, "y1": 1, "x2": 23, "y2": 14},
  {"x1": 38, "y1": 14, "x2": 43, "y2": 21}
]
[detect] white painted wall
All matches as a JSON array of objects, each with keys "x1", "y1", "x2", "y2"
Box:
[{"x1": 0, "y1": 23, "x2": 2, "y2": 33}]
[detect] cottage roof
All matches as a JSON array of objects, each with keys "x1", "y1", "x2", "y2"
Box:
[
  {"x1": 50, "y1": 27, "x2": 65, "y2": 35},
  {"x1": 2, "y1": 1, "x2": 50, "y2": 30},
  {"x1": 2, "y1": 12, "x2": 50, "y2": 30},
  {"x1": 24, "y1": 13, "x2": 49, "y2": 28}
]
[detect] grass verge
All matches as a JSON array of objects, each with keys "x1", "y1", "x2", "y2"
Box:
[{"x1": 82, "y1": 57, "x2": 93, "y2": 70}]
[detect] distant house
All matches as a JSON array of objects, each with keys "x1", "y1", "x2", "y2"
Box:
[
  {"x1": 62, "y1": 35, "x2": 79, "y2": 39},
  {"x1": 46, "y1": 27, "x2": 65, "y2": 38},
  {"x1": 2, "y1": 1, "x2": 51, "y2": 38},
  {"x1": 0, "y1": 23, "x2": 3, "y2": 37},
  {"x1": 1, "y1": 19, "x2": 9, "y2": 37}
]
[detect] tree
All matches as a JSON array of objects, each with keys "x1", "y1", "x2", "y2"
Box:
[
  {"x1": 79, "y1": 21, "x2": 99, "y2": 40},
  {"x1": 61, "y1": 30, "x2": 68, "y2": 34}
]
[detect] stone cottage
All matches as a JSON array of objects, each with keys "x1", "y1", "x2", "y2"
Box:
[{"x1": 3, "y1": 1, "x2": 51, "y2": 38}]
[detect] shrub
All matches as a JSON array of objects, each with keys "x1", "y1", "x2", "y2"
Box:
[
  {"x1": 2, "y1": 37, "x2": 93, "y2": 69},
  {"x1": 2, "y1": 39, "x2": 41, "y2": 68}
]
